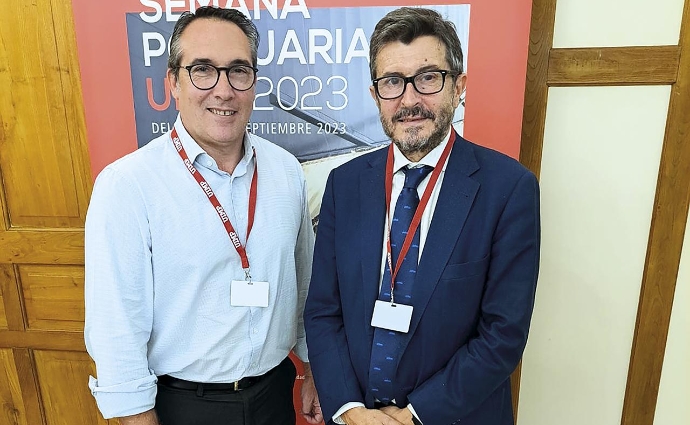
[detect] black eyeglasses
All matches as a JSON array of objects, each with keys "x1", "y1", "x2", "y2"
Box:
[
  {"x1": 177, "y1": 64, "x2": 258, "y2": 91},
  {"x1": 372, "y1": 70, "x2": 459, "y2": 100}
]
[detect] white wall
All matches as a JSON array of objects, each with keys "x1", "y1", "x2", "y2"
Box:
[
  {"x1": 517, "y1": 0, "x2": 687, "y2": 423},
  {"x1": 553, "y1": 0, "x2": 685, "y2": 47},
  {"x1": 517, "y1": 86, "x2": 669, "y2": 425}
]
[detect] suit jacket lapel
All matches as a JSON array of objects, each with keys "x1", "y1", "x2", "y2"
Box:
[
  {"x1": 402, "y1": 135, "x2": 480, "y2": 351},
  {"x1": 360, "y1": 150, "x2": 387, "y2": 338}
]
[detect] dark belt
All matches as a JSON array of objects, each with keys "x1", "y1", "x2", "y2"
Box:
[{"x1": 158, "y1": 363, "x2": 277, "y2": 393}]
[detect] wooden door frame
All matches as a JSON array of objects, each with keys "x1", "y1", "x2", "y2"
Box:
[{"x1": 515, "y1": 0, "x2": 690, "y2": 424}]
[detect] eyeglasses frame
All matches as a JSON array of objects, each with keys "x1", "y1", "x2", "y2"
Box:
[
  {"x1": 372, "y1": 69, "x2": 461, "y2": 100},
  {"x1": 176, "y1": 64, "x2": 259, "y2": 91}
]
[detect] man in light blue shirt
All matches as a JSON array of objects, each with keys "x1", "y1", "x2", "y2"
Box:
[{"x1": 84, "y1": 7, "x2": 321, "y2": 425}]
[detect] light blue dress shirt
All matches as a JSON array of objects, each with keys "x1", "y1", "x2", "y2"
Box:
[{"x1": 84, "y1": 116, "x2": 314, "y2": 419}]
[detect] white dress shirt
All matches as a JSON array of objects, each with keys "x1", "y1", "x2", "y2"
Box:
[
  {"x1": 85, "y1": 116, "x2": 314, "y2": 419},
  {"x1": 333, "y1": 130, "x2": 452, "y2": 424}
]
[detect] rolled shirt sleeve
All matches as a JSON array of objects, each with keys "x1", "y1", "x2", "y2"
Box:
[
  {"x1": 84, "y1": 167, "x2": 157, "y2": 419},
  {"x1": 88, "y1": 374, "x2": 157, "y2": 419}
]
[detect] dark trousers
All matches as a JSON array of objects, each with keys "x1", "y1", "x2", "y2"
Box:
[{"x1": 155, "y1": 357, "x2": 297, "y2": 425}]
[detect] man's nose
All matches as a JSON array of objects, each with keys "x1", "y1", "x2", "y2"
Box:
[
  {"x1": 213, "y1": 74, "x2": 236, "y2": 98},
  {"x1": 399, "y1": 81, "x2": 422, "y2": 106}
]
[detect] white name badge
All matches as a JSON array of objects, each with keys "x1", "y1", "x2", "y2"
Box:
[
  {"x1": 230, "y1": 280, "x2": 269, "y2": 307},
  {"x1": 371, "y1": 300, "x2": 413, "y2": 333}
]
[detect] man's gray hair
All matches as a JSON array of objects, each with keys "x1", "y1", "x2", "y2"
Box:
[
  {"x1": 369, "y1": 7, "x2": 464, "y2": 80},
  {"x1": 168, "y1": 6, "x2": 259, "y2": 78}
]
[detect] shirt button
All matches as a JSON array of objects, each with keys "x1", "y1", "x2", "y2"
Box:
[{"x1": 252, "y1": 328, "x2": 258, "y2": 334}]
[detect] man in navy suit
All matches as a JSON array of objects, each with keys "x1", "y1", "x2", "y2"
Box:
[{"x1": 304, "y1": 7, "x2": 540, "y2": 425}]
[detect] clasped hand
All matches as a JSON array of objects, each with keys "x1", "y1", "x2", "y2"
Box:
[{"x1": 341, "y1": 406, "x2": 414, "y2": 425}]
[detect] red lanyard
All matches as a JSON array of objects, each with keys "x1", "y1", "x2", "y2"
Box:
[
  {"x1": 384, "y1": 132, "x2": 456, "y2": 303},
  {"x1": 171, "y1": 127, "x2": 258, "y2": 277}
]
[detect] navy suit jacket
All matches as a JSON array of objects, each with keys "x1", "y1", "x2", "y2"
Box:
[{"x1": 304, "y1": 133, "x2": 540, "y2": 425}]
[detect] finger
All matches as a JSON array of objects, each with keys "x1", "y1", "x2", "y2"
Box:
[{"x1": 380, "y1": 406, "x2": 397, "y2": 415}]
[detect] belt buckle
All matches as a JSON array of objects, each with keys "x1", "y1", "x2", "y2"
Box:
[{"x1": 234, "y1": 380, "x2": 239, "y2": 391}]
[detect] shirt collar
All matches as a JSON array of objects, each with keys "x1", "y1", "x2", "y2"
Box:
[
  {"x1": 173, "y1": 115, "x2": 255, "y2": 176},
  {"x1": 392, "y1": 127, "x2": 453, "y2": 173}
]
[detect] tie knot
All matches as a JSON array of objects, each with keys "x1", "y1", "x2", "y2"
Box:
[{"x1": 402, "y1": 165, "x2": 433, "y2": 189}]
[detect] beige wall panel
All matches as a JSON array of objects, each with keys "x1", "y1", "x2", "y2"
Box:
[
  {"x1": 517, "y1": 86, "x2": 670, "y2": 425},
  {"x1": 553, "y1": 0, "x2": 685, "y2": 48},
  {"x1": 0, "y1": 349, "x2": 30, "y2": 425},
  {"x1": 654, "y1": 210, "x2": 690, "y2": 425},
  {"x1": 18, "y1": 265, "x2": 85, "y2": 332},
  {"x1": 34, "y1": 350, "x2": 113, "y2": 425}
]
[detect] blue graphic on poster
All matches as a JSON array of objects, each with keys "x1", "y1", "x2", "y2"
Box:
[{"x1": 126, "y1": 4, "x2": 469, "y2": 162}]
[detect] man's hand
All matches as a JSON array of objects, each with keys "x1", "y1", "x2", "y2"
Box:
[
  {"x1": 300, "y1": 363, "x2": 324, "y2": 424},
  {"x1": 380, "y1": 406, "x2": 414, "y2": 425},
  {"x1": 341, "y1": 406, "x2": 404, "y2": 425},
  {"x1": 118, "y1": 409, "x2": 160, "y2": 425}
]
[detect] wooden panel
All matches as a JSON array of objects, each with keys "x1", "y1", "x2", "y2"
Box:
[
  {"x1": 621, "y1": 1, "x2": 690, "y2": 424},
  {"x1": 0, "y1": 264, "x2": 25, "y2": 331},
  {"x1": 0, "y1": 230, "x2": 85, "y2": 264},
  {"x1": 34, "y1": 350, "x2": 113, "y2": 425},
  {"x1": 548, "y1": 46, "x2": 680, "y2": 86},
  {"x1": 50, "y1": 0, "x2": 93, "y2": 206},
  {"x1": 0, "y1": 0, "x2": 90, "y2": 229},
  {"x1": 0, "y1": 349, "x2": 30, "y2": 425},
  {"x1": 18, "y1": 265, "x2": 84, "y2": 332}
]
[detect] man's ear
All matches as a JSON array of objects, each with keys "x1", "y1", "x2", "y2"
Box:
[
  {"x1": 167, "y1": 68, "x2": 181, "y2": 100},
  {"x1": 452, "y1": 73, "x2": 467, "y2": 109},
  {"x1": 369, "y1": 85, "x2": 381, "y2": 109}
]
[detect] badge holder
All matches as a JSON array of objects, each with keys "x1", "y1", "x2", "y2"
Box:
[
  {"x1": 371, "y1": 300, "x2": 413, "y2": 333},
  {"x1": 231, "y1": 269, "x2": 269, "y2": 307}
]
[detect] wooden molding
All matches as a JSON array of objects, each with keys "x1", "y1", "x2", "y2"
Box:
[
  {"x1": 548, "y1": 46, "x2": 680, "y2": 86},
  {"x1": 0, "y1": 264, "x2": 25, "y2": 331},
  {"x1": 0, "y1": 230, "x2": 85, "y2": 264},
  {"x1": 520, "y1": 0, "x2": 557, "y2": 180},
  {"x1": 621, "y1": 1, "x2": 690, "y2": 424},
  {"x1": 0, "y1": 330, "x2": 86, "y2": 352},
  {"x1": 515, "y1": 0, "x2": 558, "y2": 420},
  {"x1": 13, "y1": 349, "x2": 46, "y2": 425}
]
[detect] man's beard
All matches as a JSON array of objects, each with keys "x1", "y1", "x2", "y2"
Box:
[{"x1": 381, "y1": 101, "x2": 455, "y2": 159}]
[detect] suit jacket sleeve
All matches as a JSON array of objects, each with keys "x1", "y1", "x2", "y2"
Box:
[
  {"x1": 408, "y1": 170, "x2": 540, "y2": 423},
  {"x1": 304, "y1": 171, "x2": 365, "y2": 421}
]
